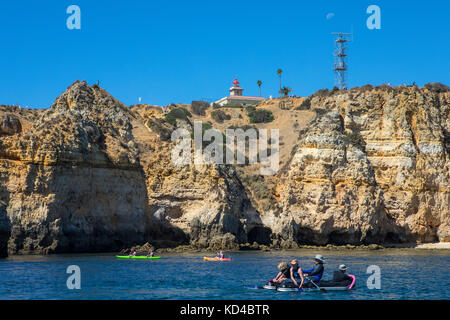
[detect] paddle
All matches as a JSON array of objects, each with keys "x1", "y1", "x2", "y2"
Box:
[{"x1": 305, "y1": 276, "x2": 327, "y2": 292}]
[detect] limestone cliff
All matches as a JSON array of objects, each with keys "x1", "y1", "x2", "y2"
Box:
[
  {"x1": 130, "y1": 104, "x2": 256, "y2": 250},
  {"x1": 0, "y1": 82, "x2": 183, "y2": 254},
  {"x1": 0, "y1": 82, "x2": 448, "y2": 255},
  {"x1": 0, "y1": 82, "x2": 253, "y2": 254},
  {"x1": 273, "y1": 86, "x2": 449, "y2": 245}
]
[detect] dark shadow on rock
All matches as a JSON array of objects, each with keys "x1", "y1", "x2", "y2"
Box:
[
  {"x1": 294, "y1": 226, "x2": 318, "y2": 245},
  {"x1": 247, "y1": 226, "x2": 272, "y2": 245},
  {"x1": 145, "y1": 203, "x2": 189, "y2": 250},
  {"x1": 0, "y1": 204, "x2": 11, "y2": 257},
  {"x1": 6, "y1": 160, "x2": 178, "y2": 254},
  {"x1": 0, "y1": 182, "x2": 11, "y2": 257}
]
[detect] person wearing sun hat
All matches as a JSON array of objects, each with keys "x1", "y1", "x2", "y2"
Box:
[
  {"x1": 331, "y1": 264, "x2": 353, "y2": 284},
  {"x1": 303, "y1": 254, "x2": 325, "y2": 285}
]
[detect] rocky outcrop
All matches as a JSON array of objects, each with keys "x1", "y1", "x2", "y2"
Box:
[
  {"x1": 0, "y1": 82, "x2": 255, "y2": 254},
  {"x1": 0, "y1": 114, "x2": 22, "y2": 136},
  {"x1": 0, "y1": 81, "x2": 184, "y2": 254},
  {"x1": 130, "y1": 105, "x2": 255, "y2": 250},
  {"x1": 274, "y1": 110, "x2": 390, "y2": 245},
  {"x1": 146, "y1": 162, "x2": 252, "y2": 249},
  {"x1": 0, "y1": 83, "x2": 448, "y2": 255},
  {"x1": 272, "y1": 86, "x2": 449, "y2": 245}
]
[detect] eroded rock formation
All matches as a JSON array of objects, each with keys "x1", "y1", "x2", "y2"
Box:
[
  {"x1": 0, "y1": 82, "x2": 448, "y2": 255},
  {"x1": 274, "y1": 86, "x2": 449, "y2": 245},
  {"x1": 0, "y1": 82, "x2": 182, "y2": 254}
]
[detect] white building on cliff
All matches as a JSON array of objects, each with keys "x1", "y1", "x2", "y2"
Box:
[{"x1": 214, "y1": 78, "x2": 265, "y2": 107}]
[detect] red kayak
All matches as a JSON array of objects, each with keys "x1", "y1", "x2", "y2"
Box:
[{"x1": 203, "y1": 257, "x2": 231, "y2": 261}]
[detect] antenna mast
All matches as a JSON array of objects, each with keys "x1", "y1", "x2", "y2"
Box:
[{"x1": 331, "y1": 32, "x2": 352, "y2": 90}]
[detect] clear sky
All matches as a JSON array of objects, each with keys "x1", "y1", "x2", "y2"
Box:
[{"x1": 0, "y1": 0, "x2": 449, "y2": 108}]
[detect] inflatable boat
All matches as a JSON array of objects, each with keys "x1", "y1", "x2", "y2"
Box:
[{"x1": 263, "y1": 275, "x2": 356, "y2": 292}]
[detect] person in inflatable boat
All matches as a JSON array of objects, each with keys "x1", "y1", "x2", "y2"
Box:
[
  {"x1": 272, "y1": 262, "x2": 291, "y2": 283},
  {"x1": 302, "y1": 254, "x2": 325, "y2": 285}
]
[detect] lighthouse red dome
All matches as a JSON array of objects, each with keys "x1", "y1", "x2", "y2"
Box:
[{"x1": 233, "y1": 78, "x2": 240, "y2": 87}]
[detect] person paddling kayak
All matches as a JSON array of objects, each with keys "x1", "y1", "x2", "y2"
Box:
[
  {"x1": 216, "y1": 251, "x2": 225, "y2": 259},
  {"x1": 303, "y1": 255, "x2": 325, "y2": 285},
  {"x1": 147, "y1": 248, "x2": 155, "y2": 257}
]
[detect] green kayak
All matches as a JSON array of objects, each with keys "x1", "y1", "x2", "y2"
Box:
[{"x1": 116, "y1": 256, "x2": 161, "y2": 260}]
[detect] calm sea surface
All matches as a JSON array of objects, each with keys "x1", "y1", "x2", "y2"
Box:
[{"x1": 0, "y1": 249, "x2": 448, "y2": 300}]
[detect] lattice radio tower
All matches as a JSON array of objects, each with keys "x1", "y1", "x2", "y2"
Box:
[{"x1": 332, "y1": 33, "x2": 352, "y2": 90}]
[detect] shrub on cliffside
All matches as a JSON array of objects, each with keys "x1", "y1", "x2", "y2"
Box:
[
  {"x1": 165, "y1": 107, "x2": 192, "y2": 126},
  {"x1": 147, "y1": 118, "x2": 174, "y2": 141},
  {"x1": 191, "y1": 101, "x2": 210, "y2": 115},
  {"x1": 313, "y1": 88, "x2": 329, "y2": 97},
  {"x1": 245, "y1": 106, "x2": 256, "y2": 113},
  {"x1": 211, "y1": 110, "x2": 231, "y2": 123},
  {"x1": 247, "y1": 108, "x2": 274, "y2": 124},
  {"x1": 311, "y1": 87, "x2": 340, "y2": 98},
  {"x1": 424, "y1": 82, "x2": 449, "y2": 93},
  {"x1": 244, "y1": 174, "x2": 270, "y2": 200},
  {"x1": 359, "y1": 84, "x2": 374, "y2": 92},
  {"x1": 295, "y1": 97, "x2": 311, "y2": 110}
]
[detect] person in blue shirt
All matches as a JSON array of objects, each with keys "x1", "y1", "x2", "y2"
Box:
[{"x1": 303, "y1": 255, "x2": 325, "y2": 285}]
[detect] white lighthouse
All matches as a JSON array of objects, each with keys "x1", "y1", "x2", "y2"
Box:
[
  {"x1": 214, "y1": 78, "x2": 265, "y2": 107},
  {"x1": 229, "y1": 78, "x2": 243, "y2": 96}
]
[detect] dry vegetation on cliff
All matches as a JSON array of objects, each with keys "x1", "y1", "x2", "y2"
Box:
[{"x1": 0, "y1": 81, "x2": 448, "y2": 256}]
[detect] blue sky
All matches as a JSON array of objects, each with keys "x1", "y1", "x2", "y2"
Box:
[{"x1": 0, "y1": 0, "x2": 449, "y2": 108}]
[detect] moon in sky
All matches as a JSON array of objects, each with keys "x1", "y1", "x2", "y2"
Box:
[{"x1": 326, "y1": 13, "x2": 335, "y2": 20}]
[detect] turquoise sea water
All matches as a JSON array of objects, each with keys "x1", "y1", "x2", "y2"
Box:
[{"x1": 0, "y1": 250, "x2": 448, "y2": 300}]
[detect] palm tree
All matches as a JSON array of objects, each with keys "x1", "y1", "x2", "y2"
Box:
[
  {"x1": 279, "y1": 86, "x2": 292, "y2": 97},
  {"x1": 276, "y1": 68, "x2": 283, "y2": 92},
  {"x1": 257, "y1": 80, "x2": 262, "y2": 97}
]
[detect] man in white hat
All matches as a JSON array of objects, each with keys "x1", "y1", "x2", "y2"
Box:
[{"x1": 303, "y1": 254, "x2": 325, "y2": 285}]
